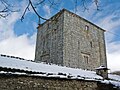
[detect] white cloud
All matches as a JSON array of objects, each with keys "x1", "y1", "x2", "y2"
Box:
[
  {"x1": 96, "y1": 12, "x2": 120, "y2": 72},
  {"x1": 0, "y1": 12, "x2": 20, "y2": 41},
  {"x1": 76, "y1": 2, "x2": 98, "y2": 20},
  {"x1": 0, "y1": 34, "x2": 36, "y2": 60},
  {"x1": 0, "y1": 1, "x2": 36, "y2": 60},
  {"x1": 43, "y1": 4, "x2": 51, "y2": 19},
  {"x1": 98, "y1": 11, "x2": 120, "y2": 72},
  {"x1": 98, "y1": 15, "x2": 120, "y2": 43},
  {"x1": 44, "y1": 5, "x2": 51, "y2": 14},
  {"x1": 107, "y1": 41, "x2": 120, "y2": 72},
  {"x1": 0, "y1": 13, "x2": 36, "y2": 60}
]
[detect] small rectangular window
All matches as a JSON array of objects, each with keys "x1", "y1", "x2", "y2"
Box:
[
  {"x1": 81, "y1": 53, "x2": 90, "y2": 64},
  {"x1": 85, "y1": 25, "x2": 89, "y2": 31},
  {"x1": 84, "y1": 56, "x2": 89, "y2": 64},
  {"x1": 90, "y1": 42, "x2": 92, "y2": 48}
]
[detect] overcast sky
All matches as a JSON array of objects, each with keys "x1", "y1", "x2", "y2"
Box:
[{"x1": 0, "y1": 0, "x2": 120, "y2": 72}]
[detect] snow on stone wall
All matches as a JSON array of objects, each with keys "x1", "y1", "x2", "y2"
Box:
[{"x1": 0, "y1": 54, "x2": 120, "y2": 88}]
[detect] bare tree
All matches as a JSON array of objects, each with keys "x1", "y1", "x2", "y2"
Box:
[
  {"x1": 0, "y1": 0, "x2": 99, "y2": 23},
  {"x1": 21, "y1": 0, "x2": 62, "y2": 24},
  {"x1": 0, "y1": 0, "x2": 19, "y2": 18}
]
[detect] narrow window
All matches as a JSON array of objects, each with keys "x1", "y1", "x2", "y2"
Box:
[
  {"x1": 81, "y1": 53, "x2": 90, "y2": 64},
  {"x1": 85, "y1": 25, "x2": 89, "y2": 31},
  {"x1": 54, "y1": 29, "x2": 57, "y2": 32},
  {"x1": 90, "y1": 41, "x2": 92, "y2": 48},
  {"x1": 78, "y1": 41, "x2": 80, "y2": 49},
  {"x1": 86, "y1": 56, "x2": 89, "y2": 63},
  {"x1": 84, "y1": 56, "x2": 89, "y2": 64}
]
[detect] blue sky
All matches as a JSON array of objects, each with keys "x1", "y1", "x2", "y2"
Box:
[{"x1": 0, "y1": 0, "x2": 120, "y2": 72}]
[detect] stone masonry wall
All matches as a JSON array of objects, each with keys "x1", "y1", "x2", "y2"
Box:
[
  {"x1": 0, "y1": 74, "x2": 118, "y2": 90},
  {"x1": 63, "y1": 10, "x2": 107, "y2": 70},
  {"x1": 35, "y1": 9, "x2": 107, "y2": 71},
  {"x1": 35, "y1": 11, "x2": 64, "y2": 65}
]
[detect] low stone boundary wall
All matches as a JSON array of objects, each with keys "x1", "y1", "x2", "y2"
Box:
[{"x1": 0, "y1": 74, "x2": 118, "y2": 90}]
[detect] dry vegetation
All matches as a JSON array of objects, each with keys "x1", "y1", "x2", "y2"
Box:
[{"x1": 111, "y1": 71, "x2": 120, "y2": 76}]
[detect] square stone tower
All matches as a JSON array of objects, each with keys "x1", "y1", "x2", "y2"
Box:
[{"x1": 35, "y1": 9, "x2": 107, "y2": 70}]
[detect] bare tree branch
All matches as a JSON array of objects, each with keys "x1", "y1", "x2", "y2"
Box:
[
  {"x1": 94, "y1": 0, "x2": 100, "y2": 10},
  {"x1": 81, "y1": 0, "x2": 89, "y2": 11},
  {"x1": 35, "y1": 0, "x2": 46, "y2": 5},
  {"x1": 0, "y1": 0, "x2": 19, "y2": 18},
  {"x1": 21, "y1": 0, "x2": 47, "y2": 24},
  {"x1": 0, "y1": 13, "x2": 8, "y2": 18},
  {"x1": 29, "y1": 0, "x2": 47, "y2": 20},
  {"x1": 0, "y1": 0, "x2": 100, "y2": 22},
  {"x1": 75, "y1": 0, "x2": 78, "y2": 13},
  {"x1": 21, "y1": 2, "x2": 30, "y2": 21}
]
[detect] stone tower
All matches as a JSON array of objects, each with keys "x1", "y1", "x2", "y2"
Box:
[{"x1": 35, "y1": 9, "x2": 107, "y2": 70}]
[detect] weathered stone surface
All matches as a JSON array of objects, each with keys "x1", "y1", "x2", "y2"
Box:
[
  {"x1": 35, "y1": 9, "x2": 107, "y2": 71},
  {"x1": 0, "y1": 74, "x2": 118, "y2": 90}
]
